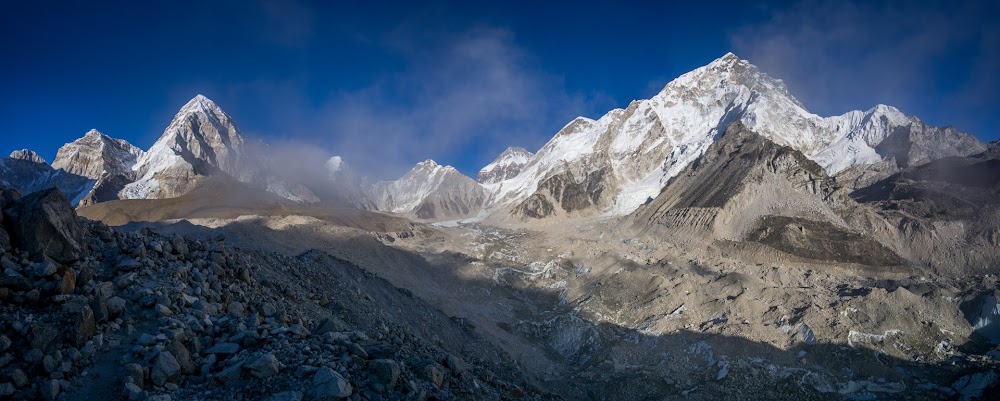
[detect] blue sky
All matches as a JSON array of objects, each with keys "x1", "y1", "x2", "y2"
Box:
[{"x1": 1, "y1": 0, "x2": 997, "y2": 179}]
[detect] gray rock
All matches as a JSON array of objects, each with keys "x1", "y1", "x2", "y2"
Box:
[
  {"x1": 205, "y1": 342, "x2": 240, "y2": 355},
  {"x1": 370, "y1": 359, "x2": 400, "y2": 389},
  {"x1": 91, "y1": 295, "x2": 110, "y2": 323},
  {"x1": 57, "y1": 268, "x2": 76, "y2": 294},
  {"x1": 116, "y1": 258, "x2": 142, "y2": 272},
  {"x1": 227, "y1": 301, "x2": 246, "y2": 317},
  {"x1": 138, "y1": 333, "x2": 156, "y2": 346},
  {"x1": 145, "y1": 395, "x2": 172, "y2": 401},
  {"x1": 214, "y1": 362, "x2": 243, "y2": 387},
  {"x1": 165, "y1": 340, "x2": 195, "y2": 375},
  {"x1": 151, "y1": 351, "x2": 181, "y2": 386},
  {"x1": 123, "y1": 363, "x2": 144, "y2": 388},
  {"x1": 348, "y1": 343, "x2": 368, "y2": 359},
  {"x1": 22, "y1": 349, "x2": 43, "y2": 364},
  {"x1": 445, "y1": 354, "x2": 468, "y2": 375},
  {"x1": 313, "y1": 317, "x2": 348, "y2": 335},
  {"x1": 0, "y1": 382, "x2": 13, "y2": 397},
  {"x1": 34, "y1": 261, "x2": 58, "y2": 277},
  {"x1": 246, "y1": 353, "x2": 281, "y2": 378},
  {"x1": 70, "y1": 304, "x2": 96, "y2": 347},
  {"x1": 422, "y1": 362, "x2": 446, "y2": 388},
  {"x1": 260, "y1": 302, "x2": 277, "y2": 317},
  {"x1": 0, "y1": 227, "x2": 9, "y2": 255},
  {"x1": 115, "y1": 273, "x2": 137, "y2": 290},
  {"x1": 3, "y1": 188, "x2": 84, "y2": 264},
  {"x1": 108, "y1": 296, "x2": 127, "y2": 317},
  {"x1": 40, "y1": 378, "x2": 59, "y2": 400},
  {"x1": 155, "y1": 304, "x2": 173, "y2": 316},
  {"x1": 30, "y1": 323, "x2": 60, "y2": 353},
  {"x1": 310, "y1": 366, "x2": 352, "y2": 400},
  {"x1": 123, "y1": 381, "x2": 144, "y2": 401},
  {"x1": 263, "y1": 391, "x2": 304, "y2": 401},
  {"x1": 43, "y1": 354, "x2": 58, "y2": 373},
  {"x1": 288, "y1": 324, "x2": 310, "y2": 337},
  {"x1": 0, "y1": 335, "x2": 10, "y2": 352},
  {"x1": 11, "y1": 369, "x2": 28, "y2": 388}
]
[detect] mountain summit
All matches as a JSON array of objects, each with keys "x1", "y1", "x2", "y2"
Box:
[
  {"x1": 52, "y1": 129, "x2": 144, "y2": 180},
  {"x1": 483, "y1": 53, "x2": 984, "y2": 219},
  {"x1": 121, "y1": 94, "x2": 262, "y2": 199}
]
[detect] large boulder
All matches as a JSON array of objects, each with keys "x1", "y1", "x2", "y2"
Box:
[
  {"x1": 0, "y1": 186, "x2": 21, "y2": 255},
  {"x1": 2, "y1": 188, "x2": 84, "y2": 263}
]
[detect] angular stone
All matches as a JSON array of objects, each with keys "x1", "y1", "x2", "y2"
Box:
[
  {"x1": 123, "y1": 363, "x2": 144, "y2": 388},
  {"x1": 123, "y1": 381, "x2": 144, "y2": 401},
  {"x1": 422, "y1": 362, "x2": 446, "y2": 388},
  {"x1": 57, "y1": 268, "x2": 76, "y2": 295},
  {"x1": 11, "y1": 369, "x2": 28, "y2": 388},
  {"x1": 150, "y1": 351, "x2": 181, "y2": 386},
  {"x1": 245, "y1": 353, "x2": 280, "y2": 378},
  {"x1": 310, "y1": 367, "x2": 352, "y2": 400},
  {"x1": 214, "y1": 362, "x2": 243, "y2": 387},
  {"x1": 0, "y1": 335, "x2": 10, "y2": 352},
  {"x1": 205, "y1": 342, "x2": 240, "y2": 355},
  {"x1": 71, "y1": 304, "x2": 96, "y2": 347},
  {"x1": 155, "y1": 304, "x2": 173, "y2": 316},
  {"x1": 313, "y1": 317, "x2": 348, "y2": 335},
  {"x1": 30, "y1": 323, "x2": 60, "y2": 353},
  {"x1": 370, "y1": 359, "x2": 400, "y2": 389},
  {"x1": 34, "y1": 261, "x2": 58, "y2": 277},
  {"x1": 2, "y1": 188, "x2": 84, "y2": 264},
  {"x1": 263, "y1": 391, "x2": 304, "y2": 401},
  {"x1": 116, "y1": 258, "x2": 142, "y2": 272},
  {"x1": 165, "y1": 340, "x2": 195, "y2": 375},
  {"x1": 91, "y1": 293, "x2": 110, "y2": 323},
  {"x1": 40, "y1": 378, "x2": 59, "y2": 400},
  {"x1": 108, "y1": 296, "x2": 127, "y2": 317},
  {"x1": 446, "y1": 354, "x2": 468, "y2": 375}
]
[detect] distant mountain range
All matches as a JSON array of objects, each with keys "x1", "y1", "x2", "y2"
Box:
[{"x1": 1, "y1": 53, "x2": 988, "y2": 222}]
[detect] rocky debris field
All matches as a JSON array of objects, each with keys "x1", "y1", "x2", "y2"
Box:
[{"x1": 0, "y1": 186, "x2": 550, "y2": 401}]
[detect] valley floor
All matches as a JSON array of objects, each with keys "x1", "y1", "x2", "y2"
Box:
[{"x1": 138, "y1": 214, "x2": 1000, "y2": 400}]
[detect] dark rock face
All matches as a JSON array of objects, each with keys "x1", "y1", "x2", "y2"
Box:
[
  {"x1": 512, "y1": 168, "x2": 611, "y2": 219},
  {"x1": 2, "y1": 188, "x2": 84, "y2": 263}
]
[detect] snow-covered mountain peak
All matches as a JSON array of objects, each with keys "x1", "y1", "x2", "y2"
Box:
[
  {"x1": 370, "y1": 159, "x2": 486, "y2": 220},
  {"x1": 325, "y1": 156, "x2": 345, "y2": 174},
  {"x1": 121, "y1": 95, "x2": 259, "y2": 199},
  {"x1": 478, "y1": 147, "x2": 534, "y2": 184},
  {"x1": 9, "y1": 149, "x2": 46, "y2": 164},
  {"x1": 178, "y1": 94, "x2": 223, "y2": 116},
  {"x1": 417, "y1": 159, "x2": 440, "y2": 167}
]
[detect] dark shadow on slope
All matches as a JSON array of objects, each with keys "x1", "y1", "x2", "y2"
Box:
[{"x1": 116, "y1": 219, "x2": 1000, "y2": 401}]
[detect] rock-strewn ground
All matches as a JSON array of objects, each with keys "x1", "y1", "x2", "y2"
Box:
[{"x1": 0, "y1": 187, "x2": 550, "y2": 401}]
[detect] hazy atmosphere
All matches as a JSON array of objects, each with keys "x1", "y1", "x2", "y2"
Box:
[{"x1": 2, "y1": 0, "x2": 996, "y2": 179}]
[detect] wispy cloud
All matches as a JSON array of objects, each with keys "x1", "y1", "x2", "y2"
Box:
[
  {"x1": 730, "y1": 0, "x2": 999, "y2": 137},
  {"x1": 314, "y1": 27, "x2": 596, "y2": 179}
]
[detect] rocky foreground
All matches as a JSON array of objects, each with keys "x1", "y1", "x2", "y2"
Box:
[{"x1": 0, "y1": 186, "x2": 547, "y2": 401}]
